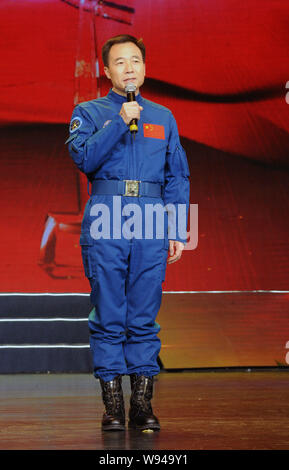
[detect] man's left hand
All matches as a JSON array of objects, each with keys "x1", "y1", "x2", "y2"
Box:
[{"x1": 167, "y1": 240, "x2": 185, "y2": 264}]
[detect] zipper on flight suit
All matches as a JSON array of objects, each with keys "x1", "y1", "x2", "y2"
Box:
[{"x1": 130, "y1": 132, "x2": 137, "y2": 180}]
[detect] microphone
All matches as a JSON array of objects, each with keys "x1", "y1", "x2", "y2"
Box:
[{"x1": 124, "y1": 82, "x2": 138, "y2": 134}]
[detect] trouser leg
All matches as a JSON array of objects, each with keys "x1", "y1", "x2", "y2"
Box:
[
  {"x1": 124, "y1": 237, "x2": 168, "y2": 377},
  {"x1": 84, "y1": 238, "x2": 131, "y2": 382}
]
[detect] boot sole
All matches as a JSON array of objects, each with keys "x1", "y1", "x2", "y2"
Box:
[
  {"x1": 102, "y1": 424, "x2": 126, "y2": 431},
  {"x1": 128, "y1": 422, "x2": 160, "y2": 431}
]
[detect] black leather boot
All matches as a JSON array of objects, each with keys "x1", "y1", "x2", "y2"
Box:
[
  {"x1": 99, "y1": 375, "x2": 125, "y2": 431},
  {"x1": 128, "y1": 374, "x2": 160, "y2": 430}
]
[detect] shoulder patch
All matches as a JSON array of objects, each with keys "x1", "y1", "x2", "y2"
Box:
[{"x1": 70, "y1": 116, "x2": 83, "y2": 133}]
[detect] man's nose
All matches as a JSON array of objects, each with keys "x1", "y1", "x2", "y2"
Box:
[{"x1": 125, "y1": 61, "x2": 134, "y2": 73}]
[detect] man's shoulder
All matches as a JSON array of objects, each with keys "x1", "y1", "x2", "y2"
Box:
[
  {"x1": 77, "y1": 96, "x2": 109, "y2": 112},
  {"x1": 141, "y1": 97, "x2": 173, "y2": 116}
]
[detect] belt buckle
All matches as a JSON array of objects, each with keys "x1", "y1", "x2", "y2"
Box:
[{"x1": 124, "y1": 180, "x2": 140, "y2": 197}]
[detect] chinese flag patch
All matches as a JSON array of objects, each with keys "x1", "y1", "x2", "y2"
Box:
[{"x1": 143, "y1": 123, "x2": 165, "y2": 140}]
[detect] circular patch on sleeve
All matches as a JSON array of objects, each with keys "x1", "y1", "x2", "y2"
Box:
[{"x1": 70, "y1": 116, "x2": 83, "y2": 133}]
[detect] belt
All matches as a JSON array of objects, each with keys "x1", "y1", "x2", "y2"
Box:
[{"x1": 90, "y1": 179, "x2": 162, "y2": 198}]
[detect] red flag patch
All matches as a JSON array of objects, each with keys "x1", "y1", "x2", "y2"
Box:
[{"x1": 143, "y1": 123, "x2": 165, "y2": 140}]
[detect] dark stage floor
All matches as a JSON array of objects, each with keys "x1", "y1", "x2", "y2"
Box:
[{"x1": 1, "y1": 370, "x2": 289, "y2": 450}]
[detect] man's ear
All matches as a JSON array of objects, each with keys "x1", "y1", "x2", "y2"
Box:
[{"x1": 104, "y1": 66, "x2": 111, "y2": 80}]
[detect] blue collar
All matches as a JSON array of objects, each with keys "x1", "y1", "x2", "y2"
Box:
[{"x1": 107, "y1": 88, "x2": 143, "y2": 104}]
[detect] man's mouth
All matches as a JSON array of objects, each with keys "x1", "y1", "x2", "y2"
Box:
[{"x1": 124, "y1": 78, "x2": 136, "y2": 82}]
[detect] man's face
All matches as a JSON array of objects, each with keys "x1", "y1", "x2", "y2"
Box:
[{"x1": 104, "y1": 42, "x2": 145, "y2": 96}]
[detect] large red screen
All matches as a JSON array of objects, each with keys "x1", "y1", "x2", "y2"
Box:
[{"x1": 1, "y1": 0, "x2": 288, "y2": 368}]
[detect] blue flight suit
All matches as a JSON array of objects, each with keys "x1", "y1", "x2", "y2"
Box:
[{"x1": 66, "y1": 89, "x2": 190, "y2": 382}]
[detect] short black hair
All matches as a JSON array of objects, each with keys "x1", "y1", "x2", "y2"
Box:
[{"x1": 102, "y1": 35, "x2": 146, "y2": 67}]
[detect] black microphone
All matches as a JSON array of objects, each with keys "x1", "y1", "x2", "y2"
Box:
[{"x1": 125, "y1": 82, "x2": 138, "y2": 134}]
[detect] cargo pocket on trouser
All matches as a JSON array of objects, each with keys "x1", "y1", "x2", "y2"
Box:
[
  {"x1": 80, "y1": 232, "x2": 94, "y2": 279},
  {"x1": 80, "y1": 234, "x2": 100, "y2": 307}
]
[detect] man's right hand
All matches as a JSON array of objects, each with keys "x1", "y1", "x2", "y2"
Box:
[{"x1": 119, "y1": 101, "x2": 143, "y2": 125}]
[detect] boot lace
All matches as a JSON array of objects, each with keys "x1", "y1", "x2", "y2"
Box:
[{"x1": 102, "y1": 379, "x2": 124, "y2": 415}]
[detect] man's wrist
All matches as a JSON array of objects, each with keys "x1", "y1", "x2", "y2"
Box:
[{"x1": 169, "y1": 238, "x2": 186, "y2": 246}]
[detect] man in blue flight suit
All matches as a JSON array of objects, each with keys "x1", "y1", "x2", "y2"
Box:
[{"x1": 65, "y1": 35, "x2": 190, "y2": 431}]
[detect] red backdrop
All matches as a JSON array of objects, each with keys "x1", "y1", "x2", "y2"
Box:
[{"x1": 0, "y1": 0, "x2": 288, "y2": 293}]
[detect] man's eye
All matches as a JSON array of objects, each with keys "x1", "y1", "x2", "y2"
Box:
[{"x1": 116, "y1": 61, "x2": 124, "y2": 65}]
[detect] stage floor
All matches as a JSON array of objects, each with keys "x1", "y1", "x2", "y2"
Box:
[{"x1": 1, "y1": 370, "x2": 289, "y2": 450}]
